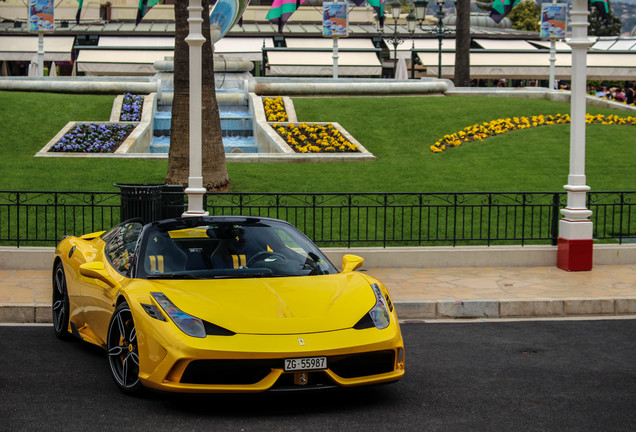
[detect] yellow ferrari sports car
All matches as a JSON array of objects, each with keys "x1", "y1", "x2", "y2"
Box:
[{"x1": 53, "y1": 216, "x2": 405, "y2": 394}]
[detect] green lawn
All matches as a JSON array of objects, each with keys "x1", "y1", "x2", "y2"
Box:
[{"x1": 1, "y1": 91, "x2": 634, "y2": 192}]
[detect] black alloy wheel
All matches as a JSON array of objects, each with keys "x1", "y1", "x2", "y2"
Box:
[
  {"x1": 107, "y1": 301, "x2": 143, "y2": 394},
  {"x1": 52, "y1": 262, "x2": 71, "y2": 340}
]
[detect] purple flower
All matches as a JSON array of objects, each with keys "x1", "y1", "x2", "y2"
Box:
[
  {"x1": 120, "y1": 94, "x2": 144, "y2": 121},
  {"x1": 50, "y1": 123, "x2": 135, "y2": 153}
]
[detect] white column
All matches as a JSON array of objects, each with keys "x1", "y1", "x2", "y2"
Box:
[
  {"x1": 548, "y1": 40, "x2": 556, "y2": 90},
  {"x1": 183, "y1": 0, "x2": 209, "y2": 217},
  {"x1": 332, "y1": 38, "x2": 339, "y2": 79},
  {"x1": 558, "y1": 0, "x2": 593, "y2": 270},
  {"x1": 548, "y1": 0, "x2": 557, "y2": 90},
  {"x1": 38, "y1": 32, "x2": 44, "y2": 77}
]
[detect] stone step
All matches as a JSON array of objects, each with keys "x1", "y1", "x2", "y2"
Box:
[
  {"x1": 150, "y1": 136, "x2": 258, "y2": 154},
  {"x1": 153, "y1": 109, "x2": 253, "y2": 137}
]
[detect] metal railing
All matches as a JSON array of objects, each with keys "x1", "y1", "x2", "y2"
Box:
[{"x1": 1, "y1": 191, "x2": 634, "y2": 247}]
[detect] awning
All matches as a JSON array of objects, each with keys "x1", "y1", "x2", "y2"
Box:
[
  {"x1": 473, "y1": 39, "x2": 539, "y2": 51},
  {"x1": 76, "y1": 50, "x2": 174, "y2": 76},
  {"x1": 530, "y1": 40, "x2": 572, "y2": 51},
  {"x1": 95, "y1": 36, "x2": 273, "y2": 61},
  {"x1": 388, "y1": 39, "x2": 455, "y2": 59},
  {"x1": 267, "y1": 38, "x2": 381, "y2": 76},
  {"x1": 286, "y1": 38, "x2": 376, "y2": 49},
  {"x1": 75, "y1": 36, "x2": 174, "y2": 76},
  {"x1": 214, "y1": 37, "x2": 273, "y2": 61},
  {"x1": 0, "y1": 35, "x2": 74, "y2": 61},
  {"x1": 267, "y1": 51, "x2": 381, "y2": 76},
  {"x1": 96, "y1": 36, "x2": 174, "y2": 48},
  {"x1": 415, "y1": 51, "x2": 636, "y2": 80},
  {"x1": 591, "y1": 38, "x2": 636, "y2": 51},
  {"x1": 76, "y1": 36, "x2": 274, "y2": 74}
]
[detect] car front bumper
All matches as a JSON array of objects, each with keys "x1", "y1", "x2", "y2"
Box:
[{"x1": 132, "y1": 301, "x2": 405, "y2": 393}]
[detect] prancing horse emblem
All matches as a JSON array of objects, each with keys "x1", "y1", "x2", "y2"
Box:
[{"x1": 298, "y1": 338, "x2": 305, "y2": 346}]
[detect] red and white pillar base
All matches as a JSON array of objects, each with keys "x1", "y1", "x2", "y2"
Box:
[
  {"x1": 557, "y1": 219, "x2": 593, "y2": 271},
  {"x1": 557, "y1": 184, "x2": 593, "y2": 271}
]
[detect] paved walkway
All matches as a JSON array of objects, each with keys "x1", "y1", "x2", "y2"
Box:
[{"x1": 1, "y1": 265, "x2": 636, "y2": 322}]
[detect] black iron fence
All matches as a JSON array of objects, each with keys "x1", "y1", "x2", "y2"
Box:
[{"x1": 1, "y1": 190, "x2": 634, "y2": 247}]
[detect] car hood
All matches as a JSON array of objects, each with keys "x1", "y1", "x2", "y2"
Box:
[{"x1": 144, "y1": 272, "x2": 376, "y2": 335}]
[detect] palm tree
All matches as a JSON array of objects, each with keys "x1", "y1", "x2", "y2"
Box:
[
  {"x1": 166, "y1": 0, "x2": 230, "y2": 192},
  {"x1": 454, "y1": 0, "x2": 471, "y2": 87}
]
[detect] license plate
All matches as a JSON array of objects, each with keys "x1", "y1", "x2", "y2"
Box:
[{"x1": 284, "y1": 356, "x2": 327, "y2": 372}]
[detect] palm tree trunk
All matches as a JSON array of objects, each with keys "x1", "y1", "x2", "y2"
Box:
[
  {"x1": 166, "y1": 0, "x2": 230, "y2": 192},
  {"x1": 454, "y1": 0, "x2": 471, "y2": 87}
]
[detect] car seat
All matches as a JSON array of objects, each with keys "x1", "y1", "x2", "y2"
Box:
[{"x1": 145, "y1": 232, "x2": 187, "y2": 274}]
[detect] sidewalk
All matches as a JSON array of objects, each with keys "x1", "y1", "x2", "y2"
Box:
[{"x1": 1, "y1": 265, "x2": 636, "y2": 323}]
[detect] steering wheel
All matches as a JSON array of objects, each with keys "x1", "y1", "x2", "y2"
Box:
[{"x1": 247, "y1": 251, "x2": 287, "y2": 267}]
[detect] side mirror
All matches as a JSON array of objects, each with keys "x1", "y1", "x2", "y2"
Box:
[
  {"x1": 79, "y1": 262, "x2": 118, "y2": 288},
  {"x1": 342, "y1": 254, "x2": 364, "y2": 273}
]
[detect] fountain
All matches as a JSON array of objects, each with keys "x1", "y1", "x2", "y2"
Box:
[
  {"x1": 151, "y1": 57, "x2": 257, "y2": 154},
  {"x1": 150, "y1": 0, "x2": 255, "y2": 154}
]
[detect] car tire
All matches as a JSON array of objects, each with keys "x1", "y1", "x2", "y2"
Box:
[
  {"x1": 52, "y1": 262, "x2": 71, "y2": 340},
  {"x1": 107, "y1": 301, "x2": 143, "y2": 395}
]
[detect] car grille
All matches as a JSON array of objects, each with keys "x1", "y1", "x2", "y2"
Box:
[
  {"x1": 329, "y1": 350, "x2": 396, "y2": 378},
  {"x1": 179, "y1": 350, "x2": 396, "y2": 386},
  {"x1": 180, "y1": 359, "x2": 282, "y2": 385}
]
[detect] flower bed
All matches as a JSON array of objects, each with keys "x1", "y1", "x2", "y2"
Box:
[
  {"x1": 263, "y1": 96, "x2": 288, "y2": 122},
  {"x1": 49, "y1": 123, "x2": 136, "y2": 153},
  {"x1": 271, "y1": 122, "x2": 358, "y2": 153},
  {"x1": 119, "y1": 93, "x2": 144, "y2": 121},
  {"x1": 431, "y1": 113, "x2": 636, "y2": 153}
]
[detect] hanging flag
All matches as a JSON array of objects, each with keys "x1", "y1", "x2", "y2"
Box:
[
  {"x1": 266, "y1": 0, "x2": 308, "y2": 33},
  {"x1": 267, "y1": 0, "x2": 384, "y2": 33},
  {"x1": 76, "y1": 0, "x2": 83, "y2": 24},
  {"x1": 590, "y1": 0, "x2": 610, "y2": 20},
  {"x1": 489, "y1": 0, "x2": 521, "y2": 24},
  {"x1": 136, "y1": 0, "x2": 161, "y2": 25},
  {"x1": 364, "y1": 0, "x2": 385, "y2": 30}
]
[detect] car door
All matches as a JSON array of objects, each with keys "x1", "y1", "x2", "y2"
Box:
[{"x1": 82, "y1": 222, "x2": 142, "y2": 345}]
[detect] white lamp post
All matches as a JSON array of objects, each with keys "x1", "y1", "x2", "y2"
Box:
[
  {"x1": 413, "y1": 0, "x2": 453, "y2": 79},
  {"x1": 389, "y1": 0, "x2": 405, "y2": 73},
  {"x1": 557, "y1": 0, "x2": 593, "y2": 271},
  {"x1": 183, "y1": 0, "x2": 209, "y2": 217}
]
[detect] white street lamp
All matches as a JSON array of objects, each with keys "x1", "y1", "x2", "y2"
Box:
[
  {"x1": 411, "y1": 0, "x2": 453, "y2": 79},
  {"x1": 557, "y1": 0, "x2": 593, "y2": 270},
  {"x1": 183, "y1": 0, "x2": 209, "y2": 217}
]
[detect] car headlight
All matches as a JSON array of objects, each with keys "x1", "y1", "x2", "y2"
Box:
[
  {"x1": 151, "y1": 292, "x2": 206, "y2": 338},
  {"x1": 369, "y1": 283, "x2": 390, "y2": 329},
  {"x1": 355, "y1": 283, "x2": 391, "y2": 330}
]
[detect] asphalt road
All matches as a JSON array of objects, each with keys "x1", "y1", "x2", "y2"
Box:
[{"x1": 1, "y1": 320, "x2": 635, "y2": 432}]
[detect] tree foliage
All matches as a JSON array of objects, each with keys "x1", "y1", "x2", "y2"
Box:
[
  {"x1": 588, "y1": 6, "x2": 622, "y2": 36},
  {"x1": 475, "y1": 0, "x2": 493, "y2": 12},
  {"x1": 507, "y1": 0, "x2": 540, "y2": 32}
]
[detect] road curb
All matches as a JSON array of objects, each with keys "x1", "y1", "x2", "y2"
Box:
[
  {"x1": 3, "y1": 298, "x2": 636, "y2": 324},
  {"x1": 394, "y1": 298, "x2": 636, "y2": 320}
]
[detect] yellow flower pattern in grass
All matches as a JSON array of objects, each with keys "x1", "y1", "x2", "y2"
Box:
[
  {"x1": 272, "y1": 122, "x2": 358, "y2": 153},
  {"x1": 430, "y1": 113, "x2": 636, "y2": 153},
  {"x1": 263, "y1": 96, "x2": 288, "y2": 122}
]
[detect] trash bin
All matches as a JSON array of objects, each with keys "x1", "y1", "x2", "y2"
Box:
[
  {"x1": 115, "y1": 184, "x2": 165, "y2": 224},
  {"x1": 161, "y1": 184, "x2": 185, "y2": 219},
  {"x1": 115, "y1": 184, "x2": 187, "y2": 223}
]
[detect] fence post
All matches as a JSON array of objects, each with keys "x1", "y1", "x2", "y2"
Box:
[
  {"x1": 551, "y1": 192, "x2": 560, "y2": 246},
  {"x1": 16, "y1": 192, "x2": 20, "y2": 247},
  {"x1": 618, "y1": 192, "x2": 624, "y2": 244}
]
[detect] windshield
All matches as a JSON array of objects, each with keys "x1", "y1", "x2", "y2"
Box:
[{"x1": 134, "y1": 217, "x2": 338, "y2": 279}]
